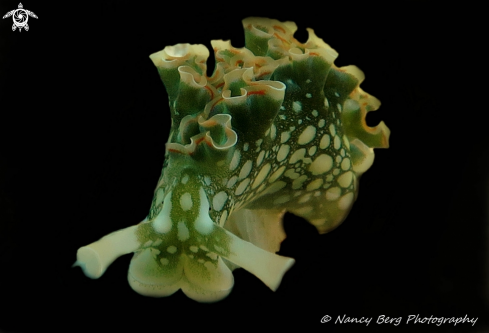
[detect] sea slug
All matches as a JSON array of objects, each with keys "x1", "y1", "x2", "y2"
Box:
[{"x1": 75, "y1": 17, "x2": 390, "y2": 302}]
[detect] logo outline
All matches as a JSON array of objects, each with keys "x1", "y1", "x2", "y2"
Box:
[{"x1": 3, "y1": 3, "x2": 38, "y2": 32}]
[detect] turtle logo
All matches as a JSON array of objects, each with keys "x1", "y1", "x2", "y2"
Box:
[{"x1": 3, "y1": 3, "x2": 38, "y2": 32}]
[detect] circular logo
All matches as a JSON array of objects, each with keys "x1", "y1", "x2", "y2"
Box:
[{"x1": 13, "y1": 9, "x2": 28, "y2": 28}]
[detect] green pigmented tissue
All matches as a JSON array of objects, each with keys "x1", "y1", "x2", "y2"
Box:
[{"x1": 75, "y1": 17, "x2": 390, "y2": 302}]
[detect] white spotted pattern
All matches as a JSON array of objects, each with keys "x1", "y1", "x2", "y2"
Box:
[
  {"x1": 326, "y1": 187, "x2": 341, "y2": 201},
  {"x1": 180, "y1": 193, "x2": 193, "y2": 211},
  {"x1": 264, "y1": 181, "x2": 286, "y2": 194},
  {"x1": 239, "y1": 160, "x2": 253, "y2": 180},
  {"x1": 298, "y1": 192, "x2": 312, "y2": 203},
  {"x1": 235, "y1": 178, "x2": 250, "y2": 195},
  {"x1": 256, "y1": 150, "x2": 265, "y2": 166},
  {"x1": 212, "y1": 191, "x2": 228, "y2": 211},
  {"x1": 219, "y1": 210, "x2": 228, "y2": 226},
  {"x1": 338, "y1": 171, "x2": 353, "y2": 188},
  {"x1": 270, "y1": 124, "x2": 277, "y2": 140},
  {"x1": 334, "y1": 136, "x2": 341, "y2": 150},
  {"x1": 297, "y1": 125, "x2": 316, "y2": 145},
  {"x1": 309, "y1": 154, "x2": 333, "y2": 175},
  {"x1": 226, "y1": 176, "x2": 238, "y2": 188},
  {"x1": 289, "y1": 148, "x2": 306, "y2": 164},
  {"x1": 338, "y1": 192, "x2": 354, "y2": 210},
  {"x1": 229, "y1": 150, "x2": 241, "y2": 171},
  {"x1": 277, "y1": 144, "x2": 290, "y2": 162},
  {"x1": 329, "y1": 124, "x2": 336, "y2": 136},
  {"x1": 284, "y1": 169, "x2": 300, "y2": 179},
  {"x1": 293, "y1": 101, "x2": 302, "y2": 112},
  {"x1": 292, "y1": 175, "x2": 308, "y2": 189},
  {"x1": 306, "y1": 178, "x2": 323, "y2": 191},
  {"x1": 269, "y1": 166, "x2": 286, "y2": 183},
  {"x1": 319, "y1": 134, "x2": 330, "y2": 149},
  {"x1": 252, "y1": 163, "x2": 271, "y2": 189},
  {"x1": 281, "y1": 131, "x2": 291, "y2": 143},
  {"x1": 343, "y1": 135, "x2": 350, "y2": 149},
  {"x1": 308, "y1": 146, "x2": 317, "y2": 156}
]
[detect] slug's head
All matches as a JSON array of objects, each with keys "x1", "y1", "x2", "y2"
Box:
[
  {"x1": 125, "y1": 171, "x2": 235, "y2": 302},
  {"x1": 76, "y1": 171, "x2": 294, "y2": 303}
]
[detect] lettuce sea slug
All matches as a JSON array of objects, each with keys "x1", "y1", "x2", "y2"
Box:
[{"x1": 75, "y1": 17, "x2": 390, "y2": 302}]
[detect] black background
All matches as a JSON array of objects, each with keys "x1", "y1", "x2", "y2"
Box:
[{"x1": 0, "y1": 2, "x2": 487, "y2": 332}]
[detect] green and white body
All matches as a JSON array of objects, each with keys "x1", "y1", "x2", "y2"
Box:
[{"x1": 76, "y1": 17, "x2": 390, "y2": 302}]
